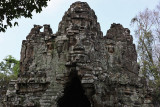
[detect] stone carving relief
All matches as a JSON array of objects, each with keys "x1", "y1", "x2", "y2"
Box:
[{"x1": 3, "y1": 2, "x2": 153, "y2": 107}]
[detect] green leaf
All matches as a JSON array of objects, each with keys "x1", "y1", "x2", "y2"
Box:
[
  {"x1": 0, "y1": 0, "x2": 50, "y2": 32},
  {"x1": 0, "y1": 27, "x2": 5, "y2": 32},
  {"x1": 14, "y1": 22, "x2": 18, "y2": 26}
]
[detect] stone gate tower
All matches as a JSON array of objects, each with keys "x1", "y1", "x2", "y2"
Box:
[{"x1": 5, "y1": 2, "x2": 153, "y2": 107}]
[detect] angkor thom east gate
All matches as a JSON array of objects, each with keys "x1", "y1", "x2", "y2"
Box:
[{"x1": 5, "y1": 2, "x2": 153, "y2": 107}]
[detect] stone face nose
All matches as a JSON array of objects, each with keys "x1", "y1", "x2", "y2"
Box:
[{"x1": 73, "y1": 41, "x2": 85, "y2": 52}]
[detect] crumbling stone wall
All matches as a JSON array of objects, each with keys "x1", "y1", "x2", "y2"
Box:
[
  {"x1": 5, "y1": 1, "x2": 153, "y2": 107},
  {"x1": 0, "y1": 78, "x2": 9, "y2": 106}
]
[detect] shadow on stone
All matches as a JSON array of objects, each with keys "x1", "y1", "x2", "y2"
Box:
[{"x1": 57, "y1": 72, "x2": 91, "y2": 107}]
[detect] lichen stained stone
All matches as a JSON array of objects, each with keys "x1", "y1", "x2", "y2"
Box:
[{"x1": 4, "y1": 1, "x2": 153, "y2": 107}]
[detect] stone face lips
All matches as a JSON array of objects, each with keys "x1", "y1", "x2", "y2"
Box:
[{"x1": 5, "y1": 1, "x2": 153, "y2": 107}]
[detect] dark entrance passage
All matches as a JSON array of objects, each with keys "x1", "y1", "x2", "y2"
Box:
[{"x1": 57, "y1": 72, "x2": 91, "y2": 107}]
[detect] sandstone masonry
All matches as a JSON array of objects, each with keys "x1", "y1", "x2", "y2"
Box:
[{"x1": 4, "y1": 2, "x2": 153, "y2": 107}]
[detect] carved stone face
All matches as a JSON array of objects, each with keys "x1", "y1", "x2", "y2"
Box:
[{"x1": 68, "y1": 33, "x2": 94, "y2": 64}]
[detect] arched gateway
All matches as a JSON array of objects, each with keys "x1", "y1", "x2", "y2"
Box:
[{"x1": 5, "y1": 1, "x2": 153, "y2": 107}]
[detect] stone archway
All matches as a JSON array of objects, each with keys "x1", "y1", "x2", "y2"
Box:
[{"x1": 57, "y1": 71, "x2": 91, "y2": 107}]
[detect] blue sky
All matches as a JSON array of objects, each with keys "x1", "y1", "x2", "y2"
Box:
[{"x1": 0, "y1": 0, "x2": 159, "y2": 61}]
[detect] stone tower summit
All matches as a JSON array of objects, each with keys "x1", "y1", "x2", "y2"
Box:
[{"x1": 5, "y1": 1, "x2": 153, "y2": 107}]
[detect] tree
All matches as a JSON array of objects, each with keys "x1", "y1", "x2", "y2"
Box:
[
  {"x1": 0, "y1": 0, "x2": 50, "y2": 32},
  {"x1": 131, "y1": 6, "x2": 160, "y2": 82},
  {"x1": 0, "y1": 55, "x2": 20, "y2": 79},
  {"x1": 131, "y1": 4, "x2": 160, "y2": 105}
]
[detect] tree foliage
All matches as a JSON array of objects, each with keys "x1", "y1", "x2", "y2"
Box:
[
  {"x1": 131, "y1": 6, "x2": 160, "y2": 82},
  {"x1": 131, "y1": 3, "x2": 160, "y2": 105},
  {"x1": 0, "y1": 0, "x2": 50, "y2": 32},
  {"x1": 0, "y1": 55, "x2": 20, "y2": 79}
]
